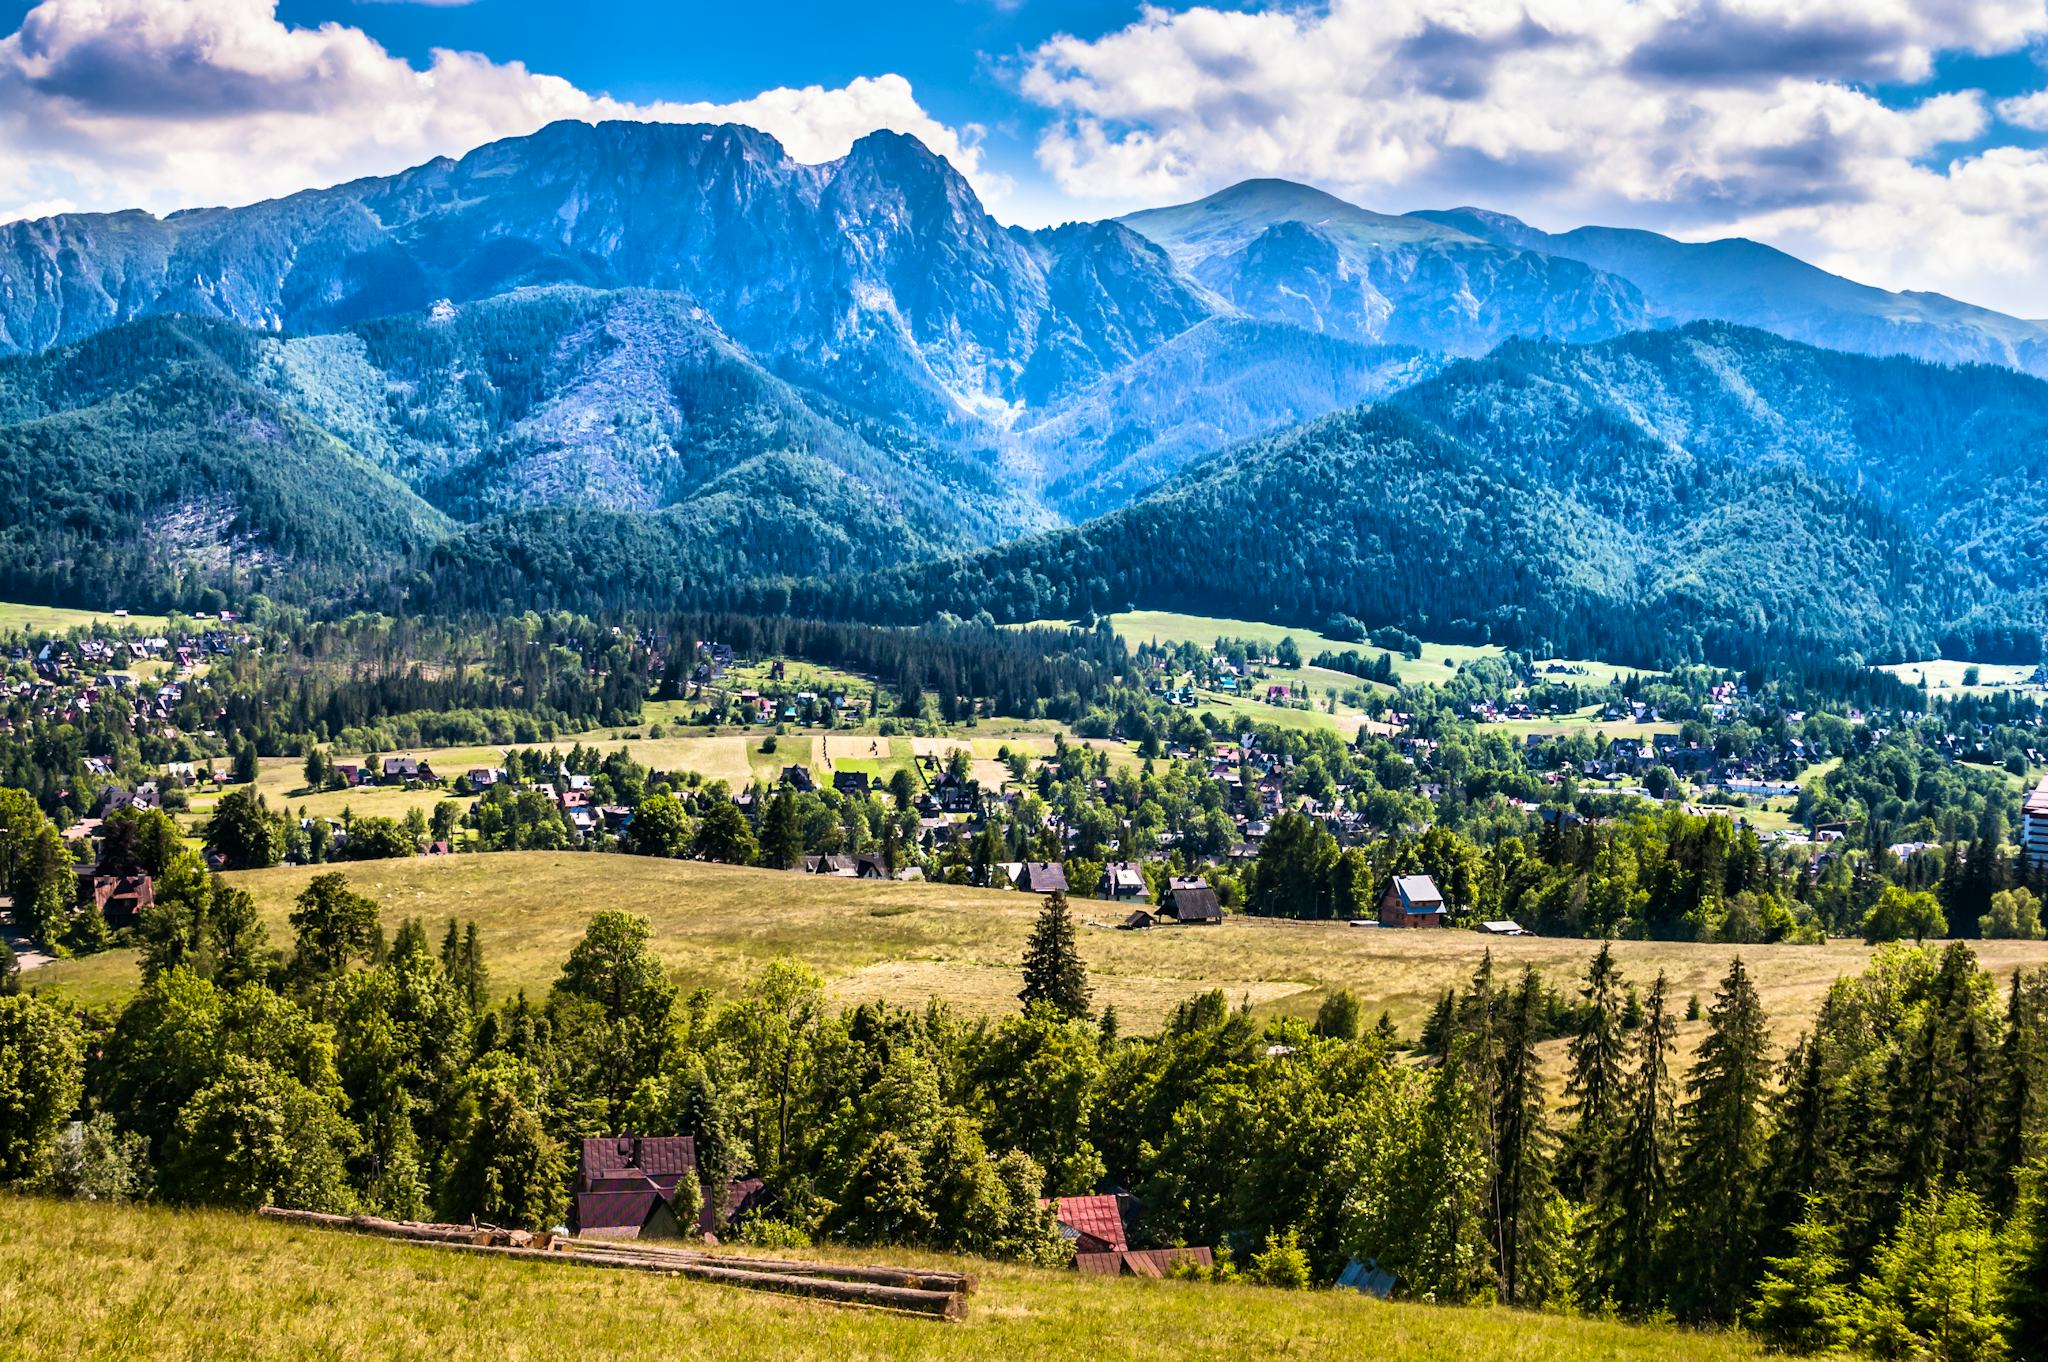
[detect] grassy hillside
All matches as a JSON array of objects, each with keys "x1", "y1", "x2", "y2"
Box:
[
  {"x1": 180, "y1": 723, "x2": 1124, "y2": 839},
  {"x1": 35, "y1": 854, "x2": 2048, "y2": 1050},
  {"x1": 0, "y1": 600, "x2": 172, "y2": 635},
  {"x1": 0, "y1": 1196, "x2": 1767, "y2": 1362}
]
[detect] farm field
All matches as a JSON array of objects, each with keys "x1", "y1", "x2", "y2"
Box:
[
  {"x1": 0, "y1": 599, "x2": 172, "y2": 635},
  {"x1": 34, "y1": 853, "x2": 2048, "y2": 1053},
  {"x1": 1876, "y1": 658, "x2": 2048, "y2": 696},
  {"x1": 0, "y1": 1196, "x2": 1768, "y2": 1362},
  {"x1": 1488, "y1": 706, "x2": 1681, "y2": 740},
  {"x1": 196, "y1": 724, "x2": 1134, "y2": 839},
  {"x1": 1107, "y1": 610, "x2": 1502, "y2": 689}
]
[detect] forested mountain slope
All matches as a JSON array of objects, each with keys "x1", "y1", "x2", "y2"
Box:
[
  {"x1": 745, "y1": 324, "x2": 2048, "y2": 667},
  {"x1": 0, "y1": 318, "x2": 449, "y2": 609},
  {"x1": 0, "y1": 298, "x2": 1010, "y2": 611},
  {"x1": 261, "y1": 286, "x2": 1040, "y2": 546}
]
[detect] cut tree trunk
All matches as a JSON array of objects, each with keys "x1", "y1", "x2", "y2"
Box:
[{"x1": 257, "y1": 1207, "x2": 967, "y2": 1320}]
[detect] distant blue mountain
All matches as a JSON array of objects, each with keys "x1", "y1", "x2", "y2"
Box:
[
  {"x1": 4, "y1": 117, "x2": 2048, "y2": 544},
  {"x1": 1409, "y1": 207, "x2": 2048, "y2": 377}
]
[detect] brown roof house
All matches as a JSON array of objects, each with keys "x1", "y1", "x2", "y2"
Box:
[
  {"x1": 77, "y1": 872, "x2": 154, "y2": 929},
  {"x1": 1379, "y1": 874, "x2": 1448, "y2": 927},
  {"x1": 570, "y1": 1136, "x2": 699, "y2": 1241},
  {"x1": 1159, "y1": 878, "x2": 1222, "y2": 924},
  {"x1": 1014, "y1": 862, "x2": 1069, "y2": 894}
]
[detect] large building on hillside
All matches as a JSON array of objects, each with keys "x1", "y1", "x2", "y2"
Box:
[{"x1": 2025, "y1": 777, "x2": 2048, "y2": 869}]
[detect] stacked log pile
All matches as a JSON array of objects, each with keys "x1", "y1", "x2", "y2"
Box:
[{"x1": 257, "y1": 1208, "x2": 971, "y2": 1320}]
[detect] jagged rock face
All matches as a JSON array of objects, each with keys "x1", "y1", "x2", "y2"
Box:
[{"x1": 0, "y1": 121, "x2": 1212, "y2": 423}]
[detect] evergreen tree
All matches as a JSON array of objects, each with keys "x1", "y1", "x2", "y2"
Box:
[
  {"x1": 1747, "y1": 1199, "x2": 1856, "y2": 1354},
  {"x1": 2007, "y1": 1160, "x2": 2048, "y2": 1361},
  {"x1": 1853, "y1": 1186, "x2": 2010, "y2": 1362},
  {"x1": 1018, "y1": 892, "x2": 1090, "y2": 1020},
  {"x1": 1561, "y1": 942, "x2": 1628, "y2": 1199},
  {"x1": 758, "y1": 789, "x2": 805, "y2": 870},
  {"x1": 1995, "y1": 969, "x2": 2048, "y2": 1211},
  {"x1": 1313, "y1": 988, "x2": 1363, "y2": 1041},
  {"x1": 1596, "y1": 971, "x2": 1676, "y2": 1313},
  {"x1": 1670, "y1": 957, "x2": 1773, "y2": 1321},
  {"x1": 1494, "y1": 966, "x2": 1555, "y2": 1305},
  {"x1": 1896, "y1": 943, "x2": 1997, "y2": 1195}
]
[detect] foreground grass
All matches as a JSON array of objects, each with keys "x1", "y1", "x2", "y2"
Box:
[
  {"x1": 0, "y1": 1196, "x2": 1766, "y2": 1362},
  {"x1": 34, "y1": 853, "x2": 2048, "y2": 1047}
]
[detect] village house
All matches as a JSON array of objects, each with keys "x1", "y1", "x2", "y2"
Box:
[
  {"x1": 1013, "y1": 862, "x2": 1069, "y2": 895},
  {"x1": 1048, "y1": 1194, "x2": 1214, "y2": 1277},
  {"x1": 1159, "y1": 877, "x2": 1223, "y2": 924},
  {"x1": 1100, "y1": 862, "x2": 1147, "y2": 901},
  {"x1": 77, "y1": 870, "x2": 154, "y2": 929},
  {"x1": 1379, "y1": 874, "x2": 1448, "y2": 928}
]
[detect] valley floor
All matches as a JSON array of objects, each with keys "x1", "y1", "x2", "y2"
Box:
[
  {"x1": 32, "y1": 853, "x2": 2048, "y2": 1051},
  {"x1": 0, "y1": 1195, "x2": 1766, "y2": 1362}
]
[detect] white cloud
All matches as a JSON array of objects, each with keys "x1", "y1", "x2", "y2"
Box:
[
  {"x1": 1018, "y1": 0, "x2": 2048, "y2": 313},
  {"x1": 0, "y1": 0, "x2": 990, "y2": 223},
  {"x1": 1997, "y1": 87, "x2": 2048, "y2": 129}
]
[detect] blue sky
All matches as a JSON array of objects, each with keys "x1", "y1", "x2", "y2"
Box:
[{"x1": 1, "y1": 1, "x2": 2047, "y2": 311}]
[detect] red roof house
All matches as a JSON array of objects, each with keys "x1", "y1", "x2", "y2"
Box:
[{"x1": 1049, "y1": 1194, "x2": 1128, "y2": 1253}]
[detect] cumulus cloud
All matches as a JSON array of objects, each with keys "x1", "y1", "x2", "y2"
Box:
[
  {"x1": 1019, "y1": 0, "x2": 2048, "y2": 313},
  {"x1": 1998, "y1": 87, "x2": 2048, "y2": 129},
  {"x1": 0, "y1": 0, "x2": 988, "y2": 222}
]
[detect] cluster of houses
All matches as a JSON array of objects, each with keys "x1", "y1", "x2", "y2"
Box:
[
  {"x1": 568, "y1": 1133, "x2": 1212, "y2": 1278},
  {"x1": 1520, "y1": 729, "x2": 1814, "y2": 801},
  {"x1": 1, "y1": 624, "x2": 253, "y2": 808}
]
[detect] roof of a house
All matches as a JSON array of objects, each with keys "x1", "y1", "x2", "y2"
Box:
[
  {"x1": 1019, "y1": 862, "x2": 1068, "y2": 891},
  {"x1": 1162, "y1": 881, "x2": 1222, "y2": 921},
  {"x1": 1390, "y1": 874, "x2": 1446, "y2": 910},
  {"x1": 577, "y1": 1136, "x2": 696, "y2": 1192},
  {"x1": 1051, "y1": 1194, "x2": 1128, "y2": 1252},
  {"x1": 2027, "y1": 777, "x2": 2048, "y2": 817}
]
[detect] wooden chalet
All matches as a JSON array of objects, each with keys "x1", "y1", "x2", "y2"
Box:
[
  {"x1": 1159, "y1": 878, "x2": 1222, "y2": 924},
  {"x1": 1379, "y1": 874, "x2": 1448, "y2": 928},
  {"x1": 76, "y1": 871, "x2": 154, "y2": 928},
  {"x1": 1014, "y1": 862, "x2": 1069, "y2": 894},
  {"x1": 571, "y1": 1136, "x2": 697, "y2": 1241}
]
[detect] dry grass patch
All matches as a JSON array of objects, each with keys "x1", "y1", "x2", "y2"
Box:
[{"x1": 33, "y1": 854, "x2": 2048, "y2": 1041}]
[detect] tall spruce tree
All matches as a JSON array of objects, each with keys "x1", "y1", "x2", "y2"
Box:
[
  {"x1": 1994, "y1": 969, "x2": 2048, "y2": 1211},
  {"x1": 1896, "y1": 943, "x2": 1997, "y2": 1195},
  {"x1": 1670, "y1": 957, "x2": 1773, "y2": 1321},
  {"x1": 1019, "y1": 892, "x2": 1091, "y2": 1019},
  {"x1": 759, "y1": 789, "x2": 805, "y2": 870},
  {"x1": 1494, "y1": 966, "x2": 1555, "y2": 1305},
  {"x1": 1561, "y1": 942, "x2": 1628, "y2": 1199},
  {"x1": 1597, "y1": 970, "x2": 1676, "y2": 1314}
]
